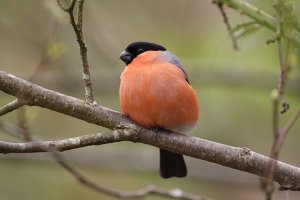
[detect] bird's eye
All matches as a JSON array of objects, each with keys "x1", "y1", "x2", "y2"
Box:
[{"x1": 137, "y1": 48, "x2": 144, "y2": 54}]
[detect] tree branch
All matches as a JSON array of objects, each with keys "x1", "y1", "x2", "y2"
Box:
[
  {"x1": 1, "y1": 70, "x2": 300, "y2": 190},
  {"x1": 214, "y1": 2, "x2": 239, "y2": 50},
  {"x1": 1, "y1": 129, "x2": 300, "y2": 191},
  {"x1": 0, "y1": 99, "x2": 25, "y2": 116}
]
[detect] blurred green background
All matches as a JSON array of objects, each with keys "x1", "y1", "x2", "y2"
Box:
[{"x1": 0, "y1": 0, "x2": 300, "y2": 199}]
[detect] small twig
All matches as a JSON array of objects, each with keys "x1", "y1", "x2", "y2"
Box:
[
  {"x1": 77, "y1": 0, "x2": 84, "y2": 33},
  {"x1": 51, "y1": 151, "x2": 210, "y2": 200},
  {"x1": 17, "y1": 108, "x2": 32, "y2": 141},
  {"x1": 267, "y1": 106, "x2": 299, "y2": 166},
  {"x1": 264, "y1": 100, "x2": 300, "y2": 199},
  {"x1": 0, "y1": 99, "x2": 25, "y2": 117},
  {"x1": 274, "y1": 0, "x2": 289, "y2": 114},
  {"x1": 277, "y1": 38, "x2": 289, "y2": 114},
  {"x1": 49, "y1": 145, "x2": 209, "y2": 200},
  {"x1": 214, "y1": 2, "x2": 239, "y2": 50},
  {"x1": 280, "y1": 107, "x2": 300, "y2": 147},
  {"x1": 264, "y1": 90, "x2": 280, "y2": 200},
  {"x1": 57, "y1": 0, "x2": 96, "y2": 105}
]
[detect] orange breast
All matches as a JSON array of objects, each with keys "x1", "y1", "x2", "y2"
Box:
[{"x1": 119, "y1": 51, "x2": 199, "y2": 133}]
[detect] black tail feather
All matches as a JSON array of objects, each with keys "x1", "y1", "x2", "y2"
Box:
[{"x1": 159, "y1": 149, "x2": 187, "y2": 178}]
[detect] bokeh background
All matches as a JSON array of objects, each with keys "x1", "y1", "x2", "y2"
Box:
[{"x1": 0, "y1": 0, "x2": 300, "y2": 199}]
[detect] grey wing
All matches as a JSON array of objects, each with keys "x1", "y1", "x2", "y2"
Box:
[{"x1": 160, "y1": 51, "x2": 190, "y2": 83}]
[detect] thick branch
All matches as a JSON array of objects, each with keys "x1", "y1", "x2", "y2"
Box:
[
  {"x1": 1, "y1": 71, "x2": 300, "y2": 190},
  {"x1": 1, "y1": 129, "x2": 300, "y2": 191},
  {"x1": 0, "y1": 71, "x2": 128, "y2": 130}
]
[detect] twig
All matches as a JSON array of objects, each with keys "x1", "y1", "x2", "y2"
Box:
[
  {"x1": 280, "y1": 107, "x2": 300, "y2": 149},
  {"x1": 77, "y1": 0, "x2": 84, "y2": 33},
  {"x1": 266, "y1": 105, "x2": 299, "y2": 165},
  {"x1": 17, "y1": 108, "x2": 32, "y2": 141},
  {"x1": 215, "y1": 2, "x2": 239, "y2": 50},
  {"x1": 263, "y1": 102, "x2": 300, "y2": 198},
  {"x1": 264, "y1": 90, "x2": 280, "y2": 200},
  {"x1": 0, "y1": 99, "x2": 25, "y2": 117},
  {"x1": 57, "y1": 0, "x2": 96, "y2": 104},
  {"x1": 51, "y1": 151, "x2": 210, "y2": 200},
  {"x1": 277, "y1": 25, "x2": 289, "y2": 113}
]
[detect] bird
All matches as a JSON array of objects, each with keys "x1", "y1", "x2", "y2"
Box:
[{"x1": 119, "y1": 41, "x2": 199, "y2": 178}]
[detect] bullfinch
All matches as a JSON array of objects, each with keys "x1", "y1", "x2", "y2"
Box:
[{"x1": 119, "y1": 42, "x2": 199, "y2": 178}]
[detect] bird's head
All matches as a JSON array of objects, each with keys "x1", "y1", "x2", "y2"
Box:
[{"x1": 119, "y1": 41, "x2": 166, "y2": 65}]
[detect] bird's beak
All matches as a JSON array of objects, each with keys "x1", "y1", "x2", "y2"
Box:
[{"x1": 119, "y1": 51, "x2": 132, "y2": 64}]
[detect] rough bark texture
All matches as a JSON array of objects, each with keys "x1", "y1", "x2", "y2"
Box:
[{"x1": 1, "y1": 70, "x2": 300, "y2": 190}]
